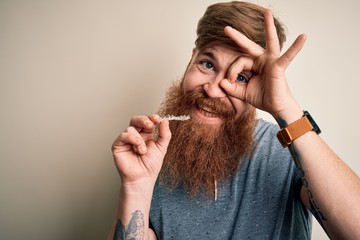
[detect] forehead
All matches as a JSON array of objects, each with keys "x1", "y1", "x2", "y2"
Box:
[{"x1": 196, "y1": 45, "x2": 243, "y2": 65}]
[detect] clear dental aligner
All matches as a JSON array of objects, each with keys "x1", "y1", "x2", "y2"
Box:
[{"x1": 158, "y1": 115, "x2": 190, "y2": 122}]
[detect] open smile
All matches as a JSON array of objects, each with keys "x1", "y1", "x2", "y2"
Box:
[
  {"x1": 196, "y1": 105, "x2": 220, "y2": 118},
  {"x1": 193, "y1": 102, "x2": 223, "y2": 123}
]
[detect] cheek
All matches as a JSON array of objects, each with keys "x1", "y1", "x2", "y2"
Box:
[{"x1": 182, "y1": 69, "x2": 204, "y2": 93}]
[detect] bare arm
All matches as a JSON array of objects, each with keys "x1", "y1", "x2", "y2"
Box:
[
  {"x1": 107, "y1": 115, "x2": 171, "y2": 240},
  {"x1": 107, "y1": 186, "x2": 158, "y2": 240},
  {"x1": 221, "y1": 9, "x2": 360, "y2": 239},
  {"x1": 277, "y1": 106, "x2": 360, "y2": 239}
]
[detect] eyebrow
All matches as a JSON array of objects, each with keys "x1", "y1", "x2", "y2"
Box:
[
  {"x1": 198, "y1": 50, "x2": 219, "y2": 67},
  {"x1": 200, "y1": 50, "x2": 216, "y2": 60}
]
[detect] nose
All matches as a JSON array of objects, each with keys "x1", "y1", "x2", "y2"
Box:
[{"x1": 203, "y1": 76, "x2": 227, "y2": 98}]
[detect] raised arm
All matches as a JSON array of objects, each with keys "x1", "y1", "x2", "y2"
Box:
[
  {"x1": 220, "y1": 9, "x2": 360, "y2": 239},
  {"x1": 107, "y1": 115, "x2": 171, "y2": 240}
]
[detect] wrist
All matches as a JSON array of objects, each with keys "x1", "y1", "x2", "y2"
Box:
[
  {"x1": 272, "y1": 102, "x2": 303, "y2": 128},
  {"x1": 120, "y1": 178, "x2": 156, "y2": 199},
  {"x1": 276, "y1": 110, "x2": 321, "y2": 147}
]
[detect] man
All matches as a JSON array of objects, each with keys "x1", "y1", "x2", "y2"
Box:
[{"x1": 108, "y1": 2, "x2": 360, "y2": 239}]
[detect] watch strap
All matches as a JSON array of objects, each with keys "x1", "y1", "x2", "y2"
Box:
[{"x1": 277, "y1": 114, "x2": 314, "y2": 147}]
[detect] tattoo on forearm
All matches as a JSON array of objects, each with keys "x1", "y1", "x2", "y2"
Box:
[
  {"x1": 276, "y1": 117, "x2": 328, "y2": 230},
  {"x1": 288, "y1": 144, "x2": 327, "y2": 226},
  {"x1": 114, "y1": 210, "x2": 145, "y2": 240}
]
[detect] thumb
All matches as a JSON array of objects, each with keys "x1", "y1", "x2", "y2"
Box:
[
  {"x1": 156, "y1": 120, "x2": 172, "y2": 152},
  {"x1": 220, "y1": 79, "x2": 247, "y2": 101}
]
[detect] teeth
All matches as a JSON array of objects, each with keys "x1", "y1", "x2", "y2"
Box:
[
  {"x1": 195, "y1": 101, "x2": 221, "y2": 118},
  {"x1": 198, "y1": 107, "x2": 219, "y2": 118}
]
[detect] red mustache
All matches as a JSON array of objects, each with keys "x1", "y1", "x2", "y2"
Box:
[{"x1": 185, "y1": 90, "x2": 235, "y2": 119}]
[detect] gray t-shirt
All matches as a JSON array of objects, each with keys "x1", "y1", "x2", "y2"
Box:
[{"x1": 150, "y1": 119, "x2": 312, "y2": 239}]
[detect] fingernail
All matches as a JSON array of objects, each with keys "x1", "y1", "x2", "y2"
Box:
[
  {"x1": 226, "y1": 26, "x2": 234, "y2": 31},
  {"x1": 153, "y1": 115, "x2": 161, "y2": 123}
]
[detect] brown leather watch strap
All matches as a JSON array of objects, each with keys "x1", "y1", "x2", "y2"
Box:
[{"x1": 277, "y1": 115, "x2": 313, "y2": 147}]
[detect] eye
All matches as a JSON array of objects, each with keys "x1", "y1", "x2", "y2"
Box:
[
  {"x1": 236, "y1": 74, "x2": 249, "y2": 84},
  {"x1": 200, "y1": 60, "x2": 214, "y2": 71}
]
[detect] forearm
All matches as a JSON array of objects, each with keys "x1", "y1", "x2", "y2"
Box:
[
  {"x1": 276, "y1": 106, "x2": 360, "y2": 239},
  {"x1": 109, "y1": 115, "x2": 170, "y2": 239},
  {"x1": 108, "y1": 181, "x2": 157, "y2": 240},
  {"x1": 294, "y1": 133, "x2": 360, "y2": 239}
]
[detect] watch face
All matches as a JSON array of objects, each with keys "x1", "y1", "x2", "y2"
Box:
[{"x1": 304, "y1": 111, "x2": 321, "y2": 134}]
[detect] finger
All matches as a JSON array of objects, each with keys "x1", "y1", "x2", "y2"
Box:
[
  {"x1": 278, "y1": 34, "x2": 307, "y2": 69},
  {"x1": 156, "y1": 120, "x2": 172, "y2": 153},
  {"x1": 220, "y1": 78, "x2": 247, "y2": 101},
  {"x1": 112, "y1": 127, "x2": 146, "y2": 154},
  {"x1": 126, "y1": 126, "x2": 148, "y2": 154},
  {"x1": 224, "y1": 26, "x2": 264, "y2": 57},
  {"x1": 148, "y1": 114, "x2": 161, "y2": 124},
  {"x1": 264, "y1": 9, "x2": 281, "y2": 54},
  {"x1": 227, "y1": 56, "x2": 254, "y2": 83},
  {"x1": 129, "y1": 115, "x2": 155, "y2": 133}
]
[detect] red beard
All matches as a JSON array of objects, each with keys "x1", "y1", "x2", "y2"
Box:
[{"x1": 158, "y1": 80, "x2": 256, "y2": 198}]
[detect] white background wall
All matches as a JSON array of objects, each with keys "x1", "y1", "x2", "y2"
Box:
[{"x1": 1, "y1": 0, "x2": 359, "y2": 239}]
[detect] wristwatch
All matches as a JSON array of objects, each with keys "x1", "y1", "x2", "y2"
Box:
[{"x1": 277, "y1": 111, "x2": 321, "y2": 147}]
